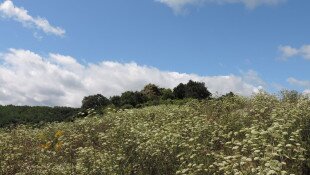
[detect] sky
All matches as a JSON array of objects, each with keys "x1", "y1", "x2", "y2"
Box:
[{"x1": 0, "y1": 0, "x2": 309, "y2": 107}]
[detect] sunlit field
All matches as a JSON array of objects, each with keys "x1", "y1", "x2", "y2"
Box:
[{"x1": 0, "y1": 92, "x2": 309, "y2": 175}]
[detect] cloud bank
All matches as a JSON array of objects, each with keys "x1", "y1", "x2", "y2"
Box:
[
  {"x1": 0, "y1": 0, "x2": 65, "y2": 36},
  {"x1": 0, "y1": 49, "x2": 263, "y2": 107},
  {"x1": 156, "y1": 0, "x2": 286, "y2": 14},
  {"x1": 279, "y1": 45, "x2": 310, "y2": 60}
]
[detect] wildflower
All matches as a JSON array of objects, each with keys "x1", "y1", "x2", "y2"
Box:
[
  {"x1": 246, "y1": 158, "x2": 252, "y2": 162},
  {"x1": 285, "y1": 144, "x2": 292, "y2": 148},
  {"x1": 232, "y1": 146, "x2": 239, "y2": 150},
  {"x1": 267, "y1": 170, "x2": 276, "y2": 175},
  {"x1": 41, "y1": 141, "x2": 51, "y2": 150},
  {"x1": 55, "y1": 141, "x2": 63, "y2": 152},
  {"x1": 251, "y1": 130, "x2": 258, "y2": 135},
  {"x1": 281, "y1": 171, "x2": 287, "y2": 175},
  {"x1": 55, "y1": 130, "x2": 64, "y2": 138},
  {"x1": 254, "y1": 157, "x2": 260, "y2": 160}
]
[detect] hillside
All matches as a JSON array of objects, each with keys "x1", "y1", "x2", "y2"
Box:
[{"x1": 0, "y1": 93, "x2": 309, "y2": 174}]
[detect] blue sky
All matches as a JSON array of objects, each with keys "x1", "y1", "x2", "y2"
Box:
[{"x1": 0, "y1": 0, "x2": 309, "y2": 106}]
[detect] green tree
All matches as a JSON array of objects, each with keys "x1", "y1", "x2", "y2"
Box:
[
  {"x1": 160, "y1": 88, "x2": 175, "y2": 100},
  {"x1": 121, "y1": 91, "x2": 136, "y2": 107},
  {"x1": 81, "y1": 94, "x2": 110, "y2": 110},
  {"x1": 280, "y1": 90, "x2": 300, "y2": 103},
  {"x1": 185, "y1": 80, "x2": 211, "y2": 99},
  {"x1": 134, "y1": 91, "x2": 148, "y2": 105},
  {"x1": 173, "y1": 83, "x2": 186, "y2": 99},
  {"x1": 218, "y1": 92, "x2": 235, "y2": 100},
  {"x1": 141, "y1": 84, "x2": 161, "y2": 101},
  {"x1": 120, "y1": 91, "x2": 147, "y2": 107},
  {"x1": 110, "y1": 95, "x2": 122, "y2": 107}
]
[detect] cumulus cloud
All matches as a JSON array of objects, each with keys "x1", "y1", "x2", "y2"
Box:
[
  {"x1": 0, "y1": 48, "x2": 264, "y2": 107},
  {"x1": 0, "y1": 0, "x2": 65, "y2": 36},
  {"x1": 279, "y1": 45, "x2": 310, "y2": 60},
  {"x1": 156, "y1": 0, "x2": 286, "y2": 14}
]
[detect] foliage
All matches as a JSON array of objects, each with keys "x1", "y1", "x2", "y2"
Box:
[
  {"x1": 82, "y1": 80, "x2": 211, "y2": 111},
  {"x1": 185, "y1": 80, "x2": 211, "y2": 99},
  {"x1": 0, "y1": 105, "x2": 78, "y2": 127},
  {"x1": 81, "y1": 94, "x2": 110, "y2": 110},
  {"x1": 110, "y1": 95, "x2": 122, "y2": 108},
  {"x1": 280, "y1": 90, "x2": 301, "y2": 103},
  {"x1": 0, "y1": 93, "x2": 309, "y2": 174},
  {"x1": 173, "y1": 80, "x2": 212, "y2": 100},
  {"x1": 160, "y1": 88, "x2": 175, "y2": 100},
  {"x1": 173, "y1": 83, "x2": 187, "y2": 99},
  {"x1": 120, "y1": 91, "x2": 147, "y2": 108},
  {"x1": 141, "y1": 84, "x2": 161, "y2": 101}
]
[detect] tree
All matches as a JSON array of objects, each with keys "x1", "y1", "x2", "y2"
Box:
[
  {"x1": 185, "y1": 80, "x2": 211, "y2": 99},
  {"x1": 173, "y1": 80, "x2": 212, "y2": 100},
  {"x1": 134, "y1": 91, "x2": 148, "y2": 105},
  {"x1": 160, "y1": 88, "x2": 175, "y2": 100},
  {"x1": 120, "y1": 91, "x2": 147, "y2": 107},
  {"x1": 173, "y1": 83, "x2": 186, "y2": 99},
  {"x1": 81, "y1": 94, "x2": 110, "y2": 110},
  {"x1": 225, "y1": 92, "x2": 235, "y2": 97},
  {"x1": 141, "y1": 84, "x2": 161, "y2": 101},
  {"x1": 280, "y1": 90, "x2": 300, "y2": 103},
  {"x1": 110, "y1": 95, "x2": 122, "y2": 107},
  {"x1": 120, "y1": 91, "x2": 136, "y2": 107},
  {"x1": 218, "y1": 92, "x2": 235, "y2": 100}
]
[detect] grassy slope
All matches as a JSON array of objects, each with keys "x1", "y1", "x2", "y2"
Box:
[{"x1": 0, "y1": 93, "x2": 309, "y2": 175}]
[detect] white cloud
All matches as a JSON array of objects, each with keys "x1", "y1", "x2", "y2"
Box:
[
  {"x1": 240, "y1": 69, "x2": 266, "y2": 87},
  {"x1": 287, "y1": 77, "x2": 310, "y2": 88},
  {"x1": 156, "y1": 0, "x2": 203, "y2": 14},
  {"x1": 156, "y1": 0, "x2": 286, "y2": 14},
  {"x1": 287, "y1": 77, "x2": 310, "y2": 95},
  {"x1": 303, "y1": 89, "x2": 310, "y2": 95},
  {"x1": 0, "y1": 0, "x2": 65, "y2": 36},
  {"x1": 0, "y1": 49, "x2": 264, "y2": 107},
  {"x1": 279, "y1": 45, "x2": 310, "y2": 60}
]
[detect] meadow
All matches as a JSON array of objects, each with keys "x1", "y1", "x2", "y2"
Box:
[{"x1": 0, "y1": 92, "x2": 309, "y2": 175}]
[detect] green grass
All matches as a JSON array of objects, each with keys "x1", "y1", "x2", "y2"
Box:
[{"x1": 0, "y1": 93, "x2": 309, "y2": 174}]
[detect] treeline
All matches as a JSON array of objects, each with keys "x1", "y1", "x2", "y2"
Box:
[
  {"x1": 81, "y1": 80, "x2": 212, "y2": 110},
  {"x1": 0, "y1": 79, "x2": 302, "y2": 127},
  {"x1": 0, "y1": 105, "x2": 79, "y2": 127},
  {"x1": 0, "y1": 80, "x2": 216, "y2": 127}
]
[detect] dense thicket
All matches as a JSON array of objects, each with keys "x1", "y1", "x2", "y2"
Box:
[
  {"x1": 0, "y1": 105, "x2": 78, "y2": 127},
  {"x1": 0, "y1": 93, "x2": 309, "y2": 174}
]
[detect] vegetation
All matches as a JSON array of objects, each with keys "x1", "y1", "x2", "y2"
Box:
[
  {"x1": 81, "y1": 94, "x2": 110, "y2": 110},
  {"x1": 0, "y1": 80, "x2": 211, "y2": 127},
  {"x1": 141, "y1": 83, "x2": 162, "y2": 101},
  {"x1": 0, "y1": 92, "x2": 309, "y2": 174},
  {"x1": 0, "y1": 105, "x2": 78, "y2": 127}
]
